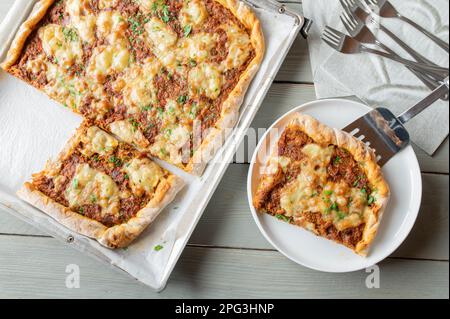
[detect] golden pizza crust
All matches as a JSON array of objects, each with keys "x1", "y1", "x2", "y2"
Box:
[
  {"x1": 17, "y1": 122, "x2": 185, "y2": 249},
  {"x1": 253, "y1": 113, "x2": 390, "y2": 256}
]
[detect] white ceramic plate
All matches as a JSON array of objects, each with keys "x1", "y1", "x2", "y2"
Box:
[{"x1": 247, "y1": 99, "x2": 422, "y2": 273}]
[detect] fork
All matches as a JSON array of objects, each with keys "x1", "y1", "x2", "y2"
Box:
[
  {"x1": 365, "y1": 0, "x2": 449, "y2": 52},
  {"x1": 344, "y1": 77, "x2": 449, "y2": 166},
  {"x1": 343, "y1": 0, "x2": 444, "y2": 72},
  {"x1": 339, "y1": 0, "x2": 444, "y2": 96},
  {"x1": 321, "y1": 27, "x2": 449, "y2": 79}
]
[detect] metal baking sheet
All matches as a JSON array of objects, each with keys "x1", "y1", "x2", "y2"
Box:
[{"x1": 0, "y1": 0, "x2": 307, "y2": 291}]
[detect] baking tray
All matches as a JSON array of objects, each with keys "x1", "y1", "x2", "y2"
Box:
[{"x1": 0, "y1": 0, "x2": 309, "y2": 291}]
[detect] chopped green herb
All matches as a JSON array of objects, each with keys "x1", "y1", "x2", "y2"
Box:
[
  {"x1": 275, "y1": 214, "x2": 291, "y2": 223},
  {"x1": 160, "y1": 148, "x2": 168, "y2": 156},
  {"x1": 361, "y1": 188, "x2": 367, "y2": 195},
  {"x1": 368, "y1": 195, "x2": 375, "y2": 205},
  {"x1": 310, "y1": 192, "x2": 319, "y2": 198},
  {"x1": 62, "y1": 27, "x2": 78, "y2": 42},
  {"x1": 124, "y1": 174, "x2": 129, "y2": 180},
  {"x1": 183, "y1": 25, "x2": 192, "y2": 37},
  {"x1": 334, "y1": 156, "x2": 341, "y2": 164},
  {"x1": 154, "y1": 245, "x2": 164, "y2": 251},
  {"x1": 142, "y1": 105, "x2": 152, "y2": 111},
  {"x1": 78, "y1": 207, "x2": 84, "y2": 215},
  {"x1": 336, "y1": 211, "x2": 346, "y2": 220},
  {"x1": 90, "y1": 194, "x2": 97, "y2": 203},
  {"x1": 189, "y1": 59, "x2": 197, "y2": 67},
  {"x1": 177, "y1": 95, "x2": 188, "y2": 104},
  {"x1": 157, "y1": 107, "x2": 164, "y2": 117},
  {"x1": 324, "y1": 190, "x2": 333, "y2": 196},
  {"x1": 72, "y1": 178, "x2": 79, "y2": 189}
]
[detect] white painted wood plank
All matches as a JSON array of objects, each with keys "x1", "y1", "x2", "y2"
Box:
[
  {"x1": 0, "y1": 168, "x2": 448, "y2": 260},
  {"x1": 0, "y1": 235, "x2": 447, "y2": 299}
]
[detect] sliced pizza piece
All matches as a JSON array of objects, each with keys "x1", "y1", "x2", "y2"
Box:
[
  {"x1": 17, "y1": 122, "x2": 184, "y2": 248},
  {"x1": 2, "y1": 0, "x2": 265, "y2": 175},
  {"x1": 253, "y1": 113, "x2": 390, "y2": 256}
]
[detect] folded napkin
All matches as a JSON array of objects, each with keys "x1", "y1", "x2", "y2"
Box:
[{"x1": 303, "y1": 0, "x2": 449, "y2": 155}]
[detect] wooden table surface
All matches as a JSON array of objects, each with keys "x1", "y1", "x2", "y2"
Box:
[{"x1": 0, "y1": 0, "x2": 448, "y2": 299}]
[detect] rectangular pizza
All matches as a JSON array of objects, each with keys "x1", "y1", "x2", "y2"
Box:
[
  {"x1": 2, "y1": 0, "x2": 265, "y2": 175},
  {"x1": 253, "y1": 113, "x2": 390, "y2": 256},
  {"x1": 17, "y1": 122, "x2": 185, "y2": 248}
]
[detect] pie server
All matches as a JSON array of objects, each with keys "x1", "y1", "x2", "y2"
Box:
[{"x1": 344, "y1": 77, "x2": 449, "y2": 166}]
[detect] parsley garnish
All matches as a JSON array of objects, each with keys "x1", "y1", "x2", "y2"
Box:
[
  {"x1": 142, "y1": 105, "x2": 152, "y2": 111},
  {"x1": 275, "y1": 214, "x2": 292, "y2": 223},
  {"x1": 334, "y1": 156, "x2": 341, "y2": 164},
  {"x1": 330, "y1": 202, "x2": 339, "y2": 211},
  {"x1": 128, "y1": 16, "x2": 144, "y2": 36},
  {"x1": 109, "y1": 156, "x2": 122, "y2": 167},
  {"x1": 368, "y1": 195, "x2": 375, "y2": 205},
  {"x1": 336, "y1": 211, "x2": 346, "y2": 220},
  {"x1": 183, "y1": 25, "x2": 192, "y2": 37},
  {"x1": 324, "y1": 190, "x2": 333, "y2": 196},
  {"x1": 154, "y1": 245, "x2": 164, "y2": 251},
  {"x1": 72, "y1": 178, "x2": 79, "y2": 189}
]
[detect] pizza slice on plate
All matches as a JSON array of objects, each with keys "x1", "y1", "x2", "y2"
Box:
[
  {"x1": 2, "y1": 0, "x2": 265, "y2": 175},
  {"x1": 253, "y1": 113, "x2": 390, "y2": 256},
  {"x1": 18, "y1": 122, "x2": 184, "y2": 248}
]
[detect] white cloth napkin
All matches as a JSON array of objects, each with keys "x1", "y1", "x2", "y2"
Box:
[{"x1": 303, "y1": 0, "x2": 449, "y2": 155}]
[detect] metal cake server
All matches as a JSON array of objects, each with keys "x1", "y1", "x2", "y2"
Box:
[{"x1": 343, "y1": 77, "x2": 449, "y2": 166}]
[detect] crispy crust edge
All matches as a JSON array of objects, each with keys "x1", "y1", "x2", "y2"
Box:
[
  {"x1": 17, "y1": 122, "x2": 185, "y2": 249},
  {"x1": 253, "y1": 113, "x2": 390, "y2": 256},
  {"x1": 186, "y1": 0, "x2": 265, "y2": 175},
  {"x1": 1, "y1": 0, "x2": 56, "y2": 70}
]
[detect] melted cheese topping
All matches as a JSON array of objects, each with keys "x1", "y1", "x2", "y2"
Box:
[
  {"x1": 179, "y1": 0, "x2": 208, "y2": 27},
  {"x1": 81, "y1": 126, "x2": 119, "y2": 156},
  {"x1": 178, "y1": 32, "x2": 218, "y2": 64},
  {"x1": 96, "y1": 10, "x2": 128, "y2": 43},
  {"x1": 109, "y1": 120, "x2": 149, "y2": 149},
  {"x1": 189, "y1": 63, "x2": 222, "y2": 99},
  {"x1": 98, "y1": 0, "x2": 119, "y2": 9},
  {"x1": 124, "y1": 158, "x2": 164, "y2": 196},
  {"x1": 39, "y1": 24, "x2": 83, "y2": 67},
  {"x1": 278, "y1": 143, "x2": 370, "y2": 231},
  {"x1": 65, "y1": 163, "x2": 120, "y2": 217}
]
